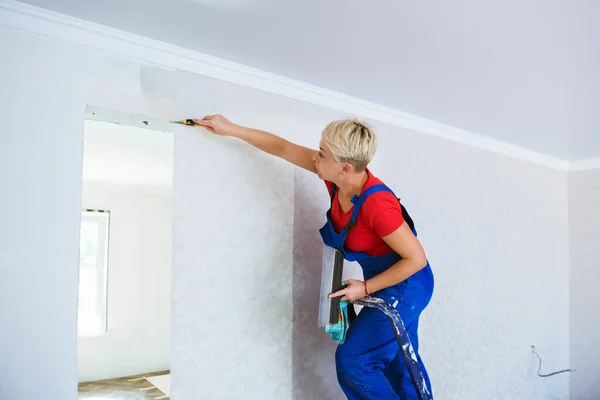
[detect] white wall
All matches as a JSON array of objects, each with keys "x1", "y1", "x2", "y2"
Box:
[
  {"x1": 373, "y1": 125, "x2": 570, "y2": 399},
  {"x1": 0, "y1": 22, "x2": 572, "y2": 400},
  {"x1": 78, "y1": 182, "x2": 172, "y2": 382},
  {"x1": 0, "y1": 25, "x2": 298, "y2": 400},
  {"x1": 0, "y1": 26, "x2": 86, "y2": 400},
  {"x1": 569, "y1": 169, "x2": 600, "y2": 399}
]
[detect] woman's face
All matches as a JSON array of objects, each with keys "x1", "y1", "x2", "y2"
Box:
[{"x1": 313, "y1": 140, "x2": 343, "y2": 181}]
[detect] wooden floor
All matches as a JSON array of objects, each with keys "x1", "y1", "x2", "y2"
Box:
[{"x1": 78, "y1": 370, "x2": 170, "y2": 399}]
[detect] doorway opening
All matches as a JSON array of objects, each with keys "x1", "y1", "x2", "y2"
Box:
[{"x1": 76, "y1": 116, "x2": 174, "y2": 399}]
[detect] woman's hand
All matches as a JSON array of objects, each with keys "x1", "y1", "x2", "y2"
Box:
[
  {"x1": 329, "y1": 279, "x2": 368, "y2": 302},
  {"x1": 192, "y1": 114, "x2": 239, "y2": 136}
]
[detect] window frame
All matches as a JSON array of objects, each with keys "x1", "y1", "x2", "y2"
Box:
[{"x1": 78, "y1": 209, "x2": 110, "y2": 336}]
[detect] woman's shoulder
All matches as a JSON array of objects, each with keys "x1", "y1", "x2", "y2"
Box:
[
  {"x1": 363, "y1": 170, "x2": 399, "y2": 204},
  {"x1": 360, "y1": 170, "x2": 405, "y2": 233}
]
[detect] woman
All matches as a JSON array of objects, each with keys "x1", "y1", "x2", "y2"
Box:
[{"x1": 193, "y1": 115, "x2": 434, "y2": 399}]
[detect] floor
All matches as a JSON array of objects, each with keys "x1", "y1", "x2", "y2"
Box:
[{"x1": 78, "y1": 370, "x2": 170, "y2": 400}]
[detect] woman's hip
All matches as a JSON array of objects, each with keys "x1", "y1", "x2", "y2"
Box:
[{"x1": 372, "y1": 262, "x2": 434, "y2": 316}]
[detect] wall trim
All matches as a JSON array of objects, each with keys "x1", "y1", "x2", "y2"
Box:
[
  {"x1": 569, "y1": 158, "x2": 600, "y2": 172},
  {"x1": 0, "y1": 0, "x2": 574, "y2": 171}
]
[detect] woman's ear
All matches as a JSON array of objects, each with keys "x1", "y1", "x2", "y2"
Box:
[
  {"x1": 342, "y1": 162, "x2": 354, "y2": 175},
  {"x1": 339, "y1": 163, "x2": 351, "y2": 181}
]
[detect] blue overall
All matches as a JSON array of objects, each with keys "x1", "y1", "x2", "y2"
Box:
[{"x1": 319, "y1": 184, "x2": 435, "y2": 400}]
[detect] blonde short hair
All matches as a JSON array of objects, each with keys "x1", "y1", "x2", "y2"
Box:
[{"x1": 321, "y1": 119, "x2": 377, "y2": 172}]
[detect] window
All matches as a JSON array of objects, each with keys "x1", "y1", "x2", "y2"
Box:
[{"x1": 78, "y1": 209, "x2": 110, "y2": 335}]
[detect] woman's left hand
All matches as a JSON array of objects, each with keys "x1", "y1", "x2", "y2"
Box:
[{"x1": 329, "y1": 280, "x2": 367, "y2": 302}]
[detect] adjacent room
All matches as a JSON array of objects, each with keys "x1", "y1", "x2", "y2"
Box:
[
  {"x1": 77, "y1": 120, "x2": 173, "y2": 399},
  {"x1": 1, "y1": 1, "x2": 599, "y2": 400}
]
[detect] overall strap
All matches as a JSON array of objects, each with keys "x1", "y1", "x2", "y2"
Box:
[
  {"x1": 329, "y1": 183, "x2": 357, "y2": 234},
  {"x1": 331, "y1": 182, "x2": 417, "y2": 236},
  {"x1": 346, "y1": 184, "x2": 396, "y2": 232},
  {"x1": 329, "y1": 184, "x2": 338, "y2": 206}
]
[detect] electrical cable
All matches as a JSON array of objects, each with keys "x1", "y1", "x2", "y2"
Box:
[{"x1": 531, "y1": 346, "x2": 575, "y2": 377}]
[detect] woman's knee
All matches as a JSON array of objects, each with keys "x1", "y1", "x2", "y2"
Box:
[{"x1": 335, "y1": 345, "x2": 366, "y2": 392}]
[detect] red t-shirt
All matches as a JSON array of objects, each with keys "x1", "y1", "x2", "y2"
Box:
[{"x1": 324, "y1": 169, "x2": 404, "y2": 256}]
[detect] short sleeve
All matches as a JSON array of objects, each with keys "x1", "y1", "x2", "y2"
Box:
[{"x1": 365, "y1": 194, "x2": 405, "y2": 237}]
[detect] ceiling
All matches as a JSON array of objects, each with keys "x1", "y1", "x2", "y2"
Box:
[
  {"x1": 83, "y1": 120, "x2": 173, "y2": 188},
  {"x1": 23, "y1": 0, "x2": 600, "y2": 162}
]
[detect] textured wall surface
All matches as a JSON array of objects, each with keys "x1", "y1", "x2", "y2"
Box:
[
  {"x1": 569, "y1": 169, "x2": 600, "y2": 400},
  {"x1": 370, "y1": 123, "x2": 571, "y2": 399},
  {"x1": 1, "y1": 23, "x2": 574, "y2": 400},
  {"x1": 171, "y1": 130, "x2": 294, "y2": 400},
  {"x1": 292, "y1": 168, "x2": 344, "y2": 400}
]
